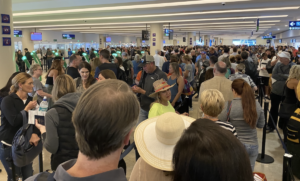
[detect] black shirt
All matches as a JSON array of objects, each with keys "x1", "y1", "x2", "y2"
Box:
[
  {"x1": 94, "y1": 63, "x2": 119, "y2": 78},
  {"x1": 0, "y1": 93, "x2": 39, "y2": 144},
  {"x1": 66, "y1": 67, "x2": 80, "y2": 79}
]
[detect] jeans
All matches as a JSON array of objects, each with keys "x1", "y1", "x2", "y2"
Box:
[
  {"x1": 242, "y1": 143, "x2": 258, "y2": 171},
  {"x1": 47, "y1": 59, "x2": 53, "y2": 70},
  {"x1": 137, "y1": 108, "x2": 148, "y2": 126},
  {"x1": 0, "y1": 143, "x2": 33, "y2": 181},
  {"x1": 135, "y1": 108, "x2": 149, "y2": 161},
  {"x1": 268, "y1": 92, "x2": 285, "y2": 129}
]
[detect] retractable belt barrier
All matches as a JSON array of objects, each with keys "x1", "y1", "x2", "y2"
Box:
[{"x1": 256, "y1": 77, "x2": 295, "y2": 181}]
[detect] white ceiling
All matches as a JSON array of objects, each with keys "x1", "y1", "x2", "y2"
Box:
[{"x1": 11, "y1": 0, "x2": 300, "y2": 39}]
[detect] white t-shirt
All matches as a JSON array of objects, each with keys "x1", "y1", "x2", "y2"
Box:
[
  {"x1": 119, "y1": 66, "x2": 125, "y2": 71},
  {"x1": 258, "y1": 59, "x2": 270, "y2": 77}
]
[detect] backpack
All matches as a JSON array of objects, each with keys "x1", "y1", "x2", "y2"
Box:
[
  {"x1": 287, "y1": 108, "x2": 300, "y2": 179},
  {"x1": 244, "y1": 60, "x2": 258, "y2": 82},
  {"x1": 122, "y1": 59, "x2": 130, "y2": 77},
  {"x1": 12, "y1": 111, "x2": 43, "y2": 167},
  {"x1": 182, "y1": 79, "x2": 194, "y2": 96},
  {"x1": 117, "y1": 67, "x2": 128, "y2": 82}
]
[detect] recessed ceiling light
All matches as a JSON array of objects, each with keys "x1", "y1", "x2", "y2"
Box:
[
  {"x1": 285, "y1": 25, "x2": 288, "y2": 26},
  {"x1": 13, "y1": 7, "x2": 297, "y2": 24},
  {"x1": 14, "y1": 15, "x2": 287, "y2": 29},
  {"x1": 13, "y1": 0, "x2": 250, "y2": 16},
  {"x1": 278, "y1": 28, "x2": 280, "y2": 30}
]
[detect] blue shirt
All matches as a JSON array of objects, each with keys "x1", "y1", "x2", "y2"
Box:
[
  {"x1": 68, "y1": 51, "x2": 72, "y2": 57},
  {"x1": 132, "y1": 60, "x2": 140, "y2": 77},
  {"x1": 94, "y1": 63, "x2": 119, "y2": 78},
  {"x1": 196, "y1": 55, "x2": 210, "y2": 63},
  {"x1": 162, "y1": 61, "x2": 170, "y2": 74}
]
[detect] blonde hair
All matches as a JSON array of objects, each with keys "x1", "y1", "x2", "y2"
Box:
[
  {"x1": 200, "y1": 89, "x2": 225, "y2": 117},
  {"x1": 29, "y1": 64, "x2": 41, "y2": 75},
  {"x1": 10, "y1": 73, "x2": 32, "y2": 94},
  {"x1": 52, "y1": 74, "x2": 76, "y2": 101},
  {"x1": 287, "y1": 65, "x2": 300, "y2": 82}
]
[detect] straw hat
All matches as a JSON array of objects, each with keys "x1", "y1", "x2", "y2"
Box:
[
  {"x1": 149, "y1": 79, "x2": 175, "y2": 98},
  {"x1": 134, "y1": 112, "x2": 195, "y2": 171}
]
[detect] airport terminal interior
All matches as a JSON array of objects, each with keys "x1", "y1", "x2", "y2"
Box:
[{"x1": 1, "y1": 0, "x2": 300, "y2": 180}]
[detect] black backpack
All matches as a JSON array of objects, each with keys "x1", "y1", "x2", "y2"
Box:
[
  {"x1": 122, "y1": 59, "x2": 130, "y2": 76},
  {"x1": 117, "y1": 67, "x2": 128, "y2": 82},
  {"x1": 244, "y1": 60, "x2": 258, "y2": 82}
]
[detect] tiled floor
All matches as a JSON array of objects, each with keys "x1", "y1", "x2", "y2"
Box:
[{"x1": 0, "y1": 85, "x2": 299, "y2": 180}]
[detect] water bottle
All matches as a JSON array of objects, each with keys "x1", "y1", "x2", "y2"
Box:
[{"x1": 39, "y1": 96, "x2": 48, "y2": 112}]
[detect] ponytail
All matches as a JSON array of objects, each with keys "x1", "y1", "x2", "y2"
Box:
[
  {"x1": 232, "y1": 79, "x2": 257, "y2": 128},
  {"x1": 9, "y1": 85, "x2": 17, "y2": 94}
]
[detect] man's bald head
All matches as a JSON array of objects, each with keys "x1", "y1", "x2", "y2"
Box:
[{"x1": 215, "y1": 61, "x2": 227, "y2": 75}]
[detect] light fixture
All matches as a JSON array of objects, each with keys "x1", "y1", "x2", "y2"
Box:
[
  {"x1": 285, "y1": 25, "x2": 288, "y2": 26},
  {"x1": 13, "y1": 15, "x2": 287, "y2": 29},
  {"x1": 278, "y1": 28, "x2": 280, "y2": 30},
  {"x1": 13, "y1": 7, "x2": 297, "y2": 24},
  {"x1": 13, "y1": 0, "x2": 250, "y2": 16}
]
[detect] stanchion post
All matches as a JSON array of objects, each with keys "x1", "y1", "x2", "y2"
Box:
[
  {"x1": 256, "y1": 101, "x2": 274, "y2": 163},
  {"x1": 259, "y1": 77, "x2": 263, "y2": 106},
  {"x1": 39, "y1": 152, "x2": 43, "y2": 173},
  {"x1": 282, "y1": 153, "x2": 293, "y2": 181}
]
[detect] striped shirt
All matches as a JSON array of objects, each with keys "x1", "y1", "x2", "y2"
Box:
[{"x1": 216, "y1": 120, "x2": 238, "y2": 137}]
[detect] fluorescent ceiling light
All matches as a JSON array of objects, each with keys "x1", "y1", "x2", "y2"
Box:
[
  {"x1": 167, "y1": 20, "x2": 280, "y2": 26},
  {"x1": 13, "y1": 0, "x2": 250, "y2": 16},
  {"x1": 39, "y1": 24, "x2": 274, "y2": 31},
  {"x1": 13, "y1": 7, "x2": 297, "y2": 24},
  {"x1": 14, "y1": 15, "x2": 287, "y2": 29}
]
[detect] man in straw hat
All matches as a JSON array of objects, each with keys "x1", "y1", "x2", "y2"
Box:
[
  {"x1": 27, "y1": 80, "x2": 140, "y2": 181},
  {"x1": 132, "y1": 55, "x2": 167, "y2": 125},
  {"x1": 130, "y1": 112, "x2": 195, "y2": 181}
]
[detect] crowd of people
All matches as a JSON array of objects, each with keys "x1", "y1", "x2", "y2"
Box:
[{"x1": 1, "y1": 43, "x2": 300, "y2": 180}]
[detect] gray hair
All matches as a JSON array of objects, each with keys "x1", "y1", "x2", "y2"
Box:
[
  {"x1": 155, "y1": 49, "x2": 161, "y2": 54},
  {"x1": 73, "y1": 80, "x2": 140, "y2": 159},
  {"x1": 29, "y1": 64, "x2": 41, "y2": 75}
]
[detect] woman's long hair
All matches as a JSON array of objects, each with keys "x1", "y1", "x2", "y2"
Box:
[
  {"x1": 170, "y1": 62, "x2": 180, "y2": 77},
  {"x1": 45, "y1": 59, "x2": 63, "y2": 78},
  {"x1": 232, "y1": 79, "x2": 257, "y2": 128},
  {"x1": 78, "y1": 62, "x2": 95, "y2": 89},
  {"x1": 0, "y1": 72, "x2": 21, "y2": 97}
]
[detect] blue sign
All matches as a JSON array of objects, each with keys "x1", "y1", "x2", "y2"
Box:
[
  {"x1": 1, "y1": 14, "x2": 10, "y2": 23},
  {"x1": 62, "y1": 34, "x2": 75, "y2": 39},
  {"x1": 3, "y1": 37, "x2": 11, "y2": 46},
  {"x1": 2, "y1": 26, "x2": 10, "y2": 35},
  {"x1": 262, "y1": 36, "x2": 276, "y2": 39},
  {"x1": 266, "y1": 39, "x2": 271, "y2": 43},
  {"x1": 14, "y1": 30, "x2": 22, "y2": 37},
  {"x1": 289, "y1": 21, "x2": 300, "y2": 30}
]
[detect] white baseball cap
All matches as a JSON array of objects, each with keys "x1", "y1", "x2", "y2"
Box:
[{"x1": 278, "y1": 52, "x2": 291, "y2": 60}]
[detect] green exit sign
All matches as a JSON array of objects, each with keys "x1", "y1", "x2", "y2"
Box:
[{"x1": 53, "y1": 39, "x2": 57, "y2": 42}]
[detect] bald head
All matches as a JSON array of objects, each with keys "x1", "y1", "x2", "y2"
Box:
[{"x1": 215, "y1": 61, "x2": 227, "y2": 75}]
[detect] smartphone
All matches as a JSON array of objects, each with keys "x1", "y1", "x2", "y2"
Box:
[{"x1": 35, "y1": 115, "x2": 45, "y2": 125}]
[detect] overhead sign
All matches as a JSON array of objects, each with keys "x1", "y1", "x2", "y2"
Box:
[
  {"x1": 14, "y1": 30, "x2": 22, "y2": 37},
  {"x1": 262, "y1": 35, "x2": 276, "y2": 39},
  {"x1": 289, "y1": 21, "x2": 300, "y2": 30},
  {"x1": 256, "y1": 19, "x2": 259, "y2": 32}
]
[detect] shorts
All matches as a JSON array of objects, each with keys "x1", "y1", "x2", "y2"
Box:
[{"x1": 260, "y1": 77, "x2": 270, "y2": 86}]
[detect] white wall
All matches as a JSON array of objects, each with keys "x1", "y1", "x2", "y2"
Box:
[
  {"x1": 222, "y1": 39, "x2": 233, "y2": 45},
  {"x1": 256, "y1": 38, "x2": 267, "y2": 45}
]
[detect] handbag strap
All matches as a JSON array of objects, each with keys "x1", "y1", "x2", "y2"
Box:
[
  {"x1": 21, "y1": 110, "x2": 28, "y2": 129},
  {"x1": 226, "y1": 101, "x2": 232, "y2": 122}
]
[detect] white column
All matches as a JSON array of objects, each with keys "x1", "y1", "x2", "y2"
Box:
[
  {"x1": 136, "y1": 37, "x2": 142, "y2": 47},
  {"x1": 150, "y1": 23, "x2": 163, "y2": 56},
  {"x1": 0, "y1": 0, "x2": 15, "y2": 87},
  {"x1": 22, "y1": 29, "x2": 35, "y2": 52},
  {"x1": 188, "y1": 32, "x2": 196, "y2": 46},
  {"x1": 99, "y1": 34, "x2": 105, "y2": 49},
  {"x1": 173, "y1": 39, "x2": 177, "y2": 46},
  {"x1": 204, "y1": 35, "x2": 211, "y2": 46},
  {"x1": 214, "y1": 37, "x2": 219, "y2": 46}
]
